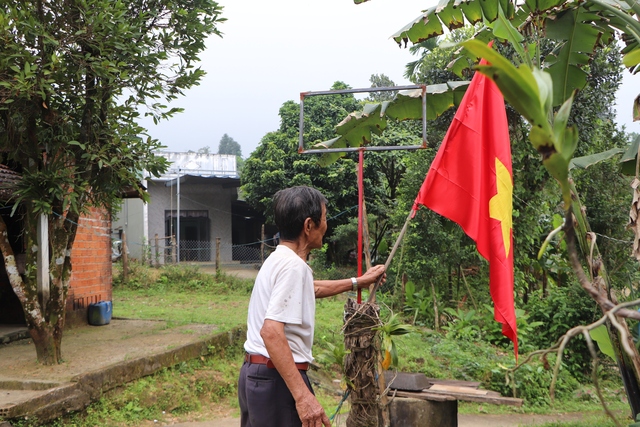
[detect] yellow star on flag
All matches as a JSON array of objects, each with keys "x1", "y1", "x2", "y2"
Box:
[{"x1": 489, "y1": 157, "x2": 513, "y2": 258}]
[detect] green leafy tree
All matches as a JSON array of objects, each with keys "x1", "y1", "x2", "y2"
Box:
[
  {"x1": 404, "y1": 39, "x2": 438, "y2": 81},
  {"x1": 218, "y1": 133, "x2": 242, "y2": 157},
  {"x1": 367, "y1": 73, "x2": 397, "y2": 102},
  {"x1": 0, "y1": 0, "x2": 225, "y2": 364}
]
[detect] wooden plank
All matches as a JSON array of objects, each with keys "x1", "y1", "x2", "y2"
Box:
[
  {"x1": 429, "y1": 384, "x2": 488, "y2": 395},
  {"x1": 389, "y1": 390, "x2": 457, "y2": 402},
  {"x1": 436, "y1": 391, "x2": 522, "y2": 407},
  {"x1": 390, "y1": 389, "x2": 523, "y2": 407},
  {"x1": 426, "y1": 378, "x2": 481, "y2": 389}
]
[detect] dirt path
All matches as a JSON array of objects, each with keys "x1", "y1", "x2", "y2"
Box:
[
  {"x1": 458, "y1": 412, "x2": 591, "y2": 426},
  {"x1": 164, "y1": 411, "x2": 593, "y2": 427}
]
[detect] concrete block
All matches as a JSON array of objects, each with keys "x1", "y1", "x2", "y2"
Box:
[
  {"x1": 384, "y1": 371, "x2": 429, "y2": 391},
  {"x1": 389, "y1": 397, "x2": 457, "y2": 427}
]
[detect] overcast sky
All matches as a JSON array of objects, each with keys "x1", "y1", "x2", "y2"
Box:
[{"x1": 141, "y1": 0, "x2": 639, "y2": 158}]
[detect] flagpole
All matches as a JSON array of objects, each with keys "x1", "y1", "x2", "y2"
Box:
[
  {"x1": 367, "y1": 209, "x2": 413, "y2": 302},
  {"x1": 357, "y1": 149, "x2": 364, "y2": 303}
]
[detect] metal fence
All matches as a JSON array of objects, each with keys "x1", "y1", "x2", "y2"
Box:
[
  {"x1": 175, "y1": 240, "x2": 211, "y2": 262},
  {"x1": 131, "y1": 238, "x2": 276, "y2": 267}
]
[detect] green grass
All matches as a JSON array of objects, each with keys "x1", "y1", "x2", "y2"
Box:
[
  {"x1": 112, "y1": 262, "x2": 252, "y2": 330},
  {"x1": 13, "y1": 261, "x2": 631, "y2": 427},
  {"x1": 114, "y1": 289, "x2": 249, "y2": 330}
]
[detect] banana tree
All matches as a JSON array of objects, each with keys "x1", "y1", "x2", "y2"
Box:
[
  {"x1": 315, "y1": 0, "x2": 639, "y2": 418},
  {"x1": 380, "y1": 0, "x2": 639, "y2": 116},
  {"x1": 440, "y1": 8, "x2": 640, "y2": 418}
]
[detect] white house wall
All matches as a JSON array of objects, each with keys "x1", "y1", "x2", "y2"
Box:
[
  {"x1": 112, "y1": 198, "x2": 146, "y2": 260},
  {"x1": 147, "y1": 180, "x2": 235, "y2": 263}
]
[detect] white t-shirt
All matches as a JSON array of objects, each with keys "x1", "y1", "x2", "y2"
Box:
[{"x1": 244, "y1": 245, "x2": 316, "y2": 363}]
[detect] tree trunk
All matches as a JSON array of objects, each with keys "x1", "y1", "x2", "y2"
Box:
[
  {"x1": 446, "y1": 263, "x2": 452, "y2": 303},
  {"x1": 0, "y1": 211, "x2": 71, "y2": 365},
  {"x1": 565, "y1": 188, "x2": 640, "y2": 418},
  {"x1": 344, "y1": 299, "x2": 383, "y2": 427},
  {"x1": 30, "y1": 323, "x2": 61, "y2": 364}
]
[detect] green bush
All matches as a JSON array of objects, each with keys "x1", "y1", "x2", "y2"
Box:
[
  {"x1": 308, "y1": 244, "x2": 356, "y2": 280},
  {"x1": 393, "y1": 328, "x2": 588, "y2": 407},
  {"x1": 480, "y1": 305, "x2": 544, "y2": 353},
  {"x1": 215, "y1": 270, "x2": 254, "y2": 294},
  {"x1": 112, "y1": 260, "x2": 162, "y2": 289},
  {"x1": 160, "y1": 264, "x2": 205, "y2": 285},
  {"x1": 113, "y1": 261, "x2": 253, "y2": 294},
  {"x1": 524, "y1": 285, "x2": 600, "y2": 380},
  {"x1": 442, "y1": 307, "x2": 483, "y2": 340},
  {"x1": 402, "y1": 281, "x2": 434, "y2": 327},
  {"x1": 488, "y1": 359, "x2": 580, "y2": 406}
]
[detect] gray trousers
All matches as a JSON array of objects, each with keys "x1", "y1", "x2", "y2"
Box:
[{"x1": 238, "y1": 361, "x2": 314, "y2": 427}]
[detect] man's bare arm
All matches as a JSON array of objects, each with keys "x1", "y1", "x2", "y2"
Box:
[{"x1": 314, "y1": 264, "x2": 386, "y2": 298}]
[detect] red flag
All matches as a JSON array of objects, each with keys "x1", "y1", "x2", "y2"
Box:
[{"x1": 412, "y1": 55, "x2": 518, "y2": 357}]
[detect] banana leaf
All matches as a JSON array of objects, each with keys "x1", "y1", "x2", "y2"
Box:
[
  {"x1": 387, "y1": 0, "x2": 636, "y2": 107},
  {"x1": 313, "y1": 81, "x2": 469, "y2": 166},
  {"x1": 620, "y1": 134, "x2": 640, "y2": 175},
  {"x1": 544, "y1": 7, "x2": 602, "y2": 105},
  {"x1": 569, "y1": 148, "x2": 625, "y2": 170}
]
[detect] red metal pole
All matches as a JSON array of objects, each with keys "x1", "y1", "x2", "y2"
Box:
[{"x1": 357, "y1": 149, "x2": 364, "y2": 303}]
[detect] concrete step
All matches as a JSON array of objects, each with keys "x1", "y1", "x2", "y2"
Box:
[{"x1": 0, "y1": 326, "x2": 28, "y2": 345}]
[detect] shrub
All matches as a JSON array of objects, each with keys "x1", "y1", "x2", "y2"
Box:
[
  {"x1": 488, "y1": 359, "x2": 580, "y2": 406},
  {"x1": 113, "y1": 261, "x2": 253, "y2": 294},
  {"x1": 112, "y1": 260, "x2": 162, "y2": 289},
  {"x1": 308, "y1": 244, "x2": 356, "y2": 280},
  {"x1": 524, "y1": 285, "x2": 600, "y2": 380}
]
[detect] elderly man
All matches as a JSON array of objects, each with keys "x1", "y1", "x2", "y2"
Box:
[{"x1": 238, "y1": 186, "x2": 385, "y2": 427}]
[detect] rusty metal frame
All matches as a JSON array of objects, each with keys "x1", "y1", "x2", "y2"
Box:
[{"x1": 298, "y1": 85, "x2": 428, "y2": 154}]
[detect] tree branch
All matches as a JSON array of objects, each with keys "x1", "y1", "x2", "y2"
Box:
[{"x1": 508, "y1": 298, "x2": 640, "y2": 426}]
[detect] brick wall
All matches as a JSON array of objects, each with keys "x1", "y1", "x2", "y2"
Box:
[{"x1": 66, "y1": 208, "x2": 112, "y2": 325}]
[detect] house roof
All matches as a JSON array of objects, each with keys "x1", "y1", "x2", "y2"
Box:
[
  {"x1": 153, "y1": 152, "x2": 238, "y2": 181},
  {"x1": 160, "y1": 174, "x2": 240, "y2": 189},
  {"x1": 0, "y1": 164, "x2": 20, "y2": 202}
]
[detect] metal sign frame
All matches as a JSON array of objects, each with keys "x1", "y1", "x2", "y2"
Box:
[
  {"x1": 298, "y1": 84, "x2": 428, "y2": 154},
  {"x1": 296, "y1": 84, "x2": 428, "y2": 303}
]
